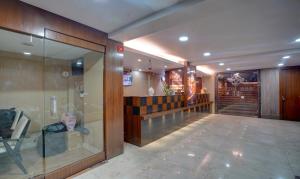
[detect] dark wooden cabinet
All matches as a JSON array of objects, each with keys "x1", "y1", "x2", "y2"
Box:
[{"x1": 280, "y1": 67, "x2": 300, "y2": 121}]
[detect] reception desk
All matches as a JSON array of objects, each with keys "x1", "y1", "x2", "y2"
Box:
[{"x1": 124, "y1": 94, "x2": 212, "y2": 146}]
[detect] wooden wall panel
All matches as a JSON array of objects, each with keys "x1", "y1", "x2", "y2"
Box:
[
  {"x1": 260, "y1": 68, "x2": 279, "y2": 119},
  {"x1": 0, "y1": 1, "x2": 24, "y2": 33},
  {"x1": 196, "y1": 77, "x2": 202, "y2": 94},
  {"x1": 45, "y1": 29, "x2": 105, "y2": 52},
  {"x1": 280, "y1": 67, "x2": 300, "y2": 121},
  {"x1": 183, "y1": 62, "x2": 189, "y2": 106},
  {"x1": 104, "y1": 40, "x2": 124, "y2": 159},
  {"x1": 0, "y1": 0, "x2": 107, "y2": 45}
]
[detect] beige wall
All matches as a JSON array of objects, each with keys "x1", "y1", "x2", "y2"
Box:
[
  {"x1": 123, "y1": 71, "x2": 164, "y2": 96},
  {"x1": 44, "y1": 58, "x2": 73, "y2": 126},
  {"x1": 260, "y1": 68, "x2": 280, "y2": 119},
  {"x1": 83, "y1": 52, "x2": 104, "y2": 152},
  {"x1": 0, "y1": 52, "x2": 45, "y2": 132},
  {"x1": 0, "y1": 52, "x2": 79, "y2": 132},
  {"x1": 202, "y1": 75, "x2": 216, "y2": 113}
]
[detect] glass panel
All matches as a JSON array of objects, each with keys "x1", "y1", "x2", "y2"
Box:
[
  {"x1": 216, "y1": 70, "x2": 259, "y2": 117},
  {"x1": 43, "y1": 39, "x2": 104, "y2": 173},
  {"x1": 0, "y1": 29, "x2": 44, "y2": 178}
]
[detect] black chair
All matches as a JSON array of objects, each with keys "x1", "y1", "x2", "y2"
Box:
[{"x1": 0, "y1": 114, "x2": 31, "y2": 174}]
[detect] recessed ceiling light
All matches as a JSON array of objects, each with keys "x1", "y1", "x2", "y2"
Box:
[
  {"x1": 76, "y1": 61, "x2": 82, "y2": 66},
  {"x1": 226, "y1": 68, "x2": 231, "y2": 71},
  {"x1": 282, "y1": 56, "x2": 290, "y2": 59},
  {"x1": 219, "y1": 62, "x2": 224, "y2": 66},
  {"x1": 295, "y1": 38, "x2": 300, "y2": 43},
  {"x1": 138, "y1": 59, "x2": 142, "y2": 62},
  {"x1": 117, "y1": 53, "x2": 124, "y2": 57},
  {"x1": 179, "y1": 36, "x2": 189, "y2": 42},
  {"x1": 138, "y1": 69, "x2": 142, "y2": 72},
  {"x1": 203, "y1": 52, "x2": 211, "y2": 57},
  {"x1": 187, "y1": 153, "x2": 195, "y2": 157},
  {"x1": 278, "y1": 63, "x2": 284, "y2": 67},
  {"x1": 225, "y1": 163, "x2": 231, "y2": 168},
  {"x1": 23, "y1": 52, "x2": 31, "y2": 56},
  {"x1": 164, "y1": 65, "x2": 168, "y2": 68}
]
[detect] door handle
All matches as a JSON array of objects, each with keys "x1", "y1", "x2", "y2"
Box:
[{"x1": 281, "y1": 96, "x2": 286, "y2": 120}]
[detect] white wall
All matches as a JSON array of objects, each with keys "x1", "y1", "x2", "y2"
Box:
[
  {"x1": 123, "y1": 71, "x2": 164, "y2": 96},
  {"x1": 202, "y1": 75, "x2": 216, "y2": 113}
]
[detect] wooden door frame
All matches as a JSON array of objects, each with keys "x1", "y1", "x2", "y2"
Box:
[{"x1": 279, "y1": 66, "x2": 300, "y2": 120}]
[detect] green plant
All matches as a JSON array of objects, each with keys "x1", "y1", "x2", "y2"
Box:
[{"x1": 162, "y1": 81, "x2": 173, "y2": 96}]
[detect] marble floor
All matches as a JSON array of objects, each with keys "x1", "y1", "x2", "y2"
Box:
[{"x1": 74, "y1": 114, "x2": 300, "y2": 179}]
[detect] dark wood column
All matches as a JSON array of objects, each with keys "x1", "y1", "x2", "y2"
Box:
[
  {"x1": 183, "y1": 61, "x2": 190, "y2": 107},
  {"x1": 104, "y1": 40, "x2": 124, "y2": 159}
]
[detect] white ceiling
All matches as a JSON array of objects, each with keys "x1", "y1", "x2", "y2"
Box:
[
  {"x1": 22, "y1": 0, "x2": 300, "y2": 73},
  {"x1": 123, "y1": 0, "x2": 300, "y2": 72},
  {"x1": 124, "y1": 48, "x2": 182, "y2": 73},
  {"x1": 21, "y1": 0, "x2": 182, "y2": 33}
]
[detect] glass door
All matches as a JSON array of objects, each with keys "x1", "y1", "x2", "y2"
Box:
[{"x1": 43, "y1": 38, "x2": 104, "y2": 174}]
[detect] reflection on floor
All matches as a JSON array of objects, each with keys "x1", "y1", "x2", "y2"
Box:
[
  {"x1": 0, "y1": 147, "x2": 93, "y2": 179},
  {"x1": 74, "y1": 114, "x2": 300, "y2": 179},
  {"x1": 218, "y1": 103, "x2": 258, "y2": 117}
]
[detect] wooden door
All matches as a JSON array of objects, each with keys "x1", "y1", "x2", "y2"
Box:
[{"x1": 280, "y1": 68, "x2": 300, "y2": 121}]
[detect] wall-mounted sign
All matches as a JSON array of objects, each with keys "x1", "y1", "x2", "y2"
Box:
[
  {"x1": 168, "y1": 69, "x2": 184, "y2": 92},
  {"x1": 123, "y1": 74, "x2": 133, "y2": 86},
  {"x1": 116, "y1": 45, "x2": 124, "y2": 53}
]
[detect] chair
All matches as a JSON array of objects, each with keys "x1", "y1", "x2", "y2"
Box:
[
  {"x1": 0, "y1": 114, "x2": 31, "y2": 174},
  {"x1": 0, "y1": 108, "x2": 21, "y2": 138}
]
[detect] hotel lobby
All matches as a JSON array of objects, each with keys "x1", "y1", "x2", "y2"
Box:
[{"x1": 0, "y1": 0, "x2": 300, "y2": 179}]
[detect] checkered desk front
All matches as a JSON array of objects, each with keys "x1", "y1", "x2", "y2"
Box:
[{"x1": 125, "y1": 95, "x2": 185, "y2": 116}]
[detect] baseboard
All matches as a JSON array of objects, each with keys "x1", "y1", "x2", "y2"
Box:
[{"x1": 261, "y1": 115, "x2": 280, "y2": 120}]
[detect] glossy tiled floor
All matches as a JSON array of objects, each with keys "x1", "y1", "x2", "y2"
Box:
[{"x1": 74, "y1": 114, "x2": 300, "y2": 179}]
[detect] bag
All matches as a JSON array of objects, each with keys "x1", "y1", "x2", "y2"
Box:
[
  {"x1": 37, "y1": 122, "x2": 67, "y2": 157},
  {"x1": 61, "y1": 112, "x2": 77, "y2": 131}
]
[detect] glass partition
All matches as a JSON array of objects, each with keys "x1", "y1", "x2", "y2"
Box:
[
  {"x1": 0, "y1": 28, "x2": 104, "y2": 178},
  {"x1": 43, "y1": 39, "x2": 104, "y2": 173},
  {"x1": 0, "y1": 29, "x2": 44, "y2": 178},
  {"x1": 216, "y1": 70, "x2": 259, "y2": 117}
]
